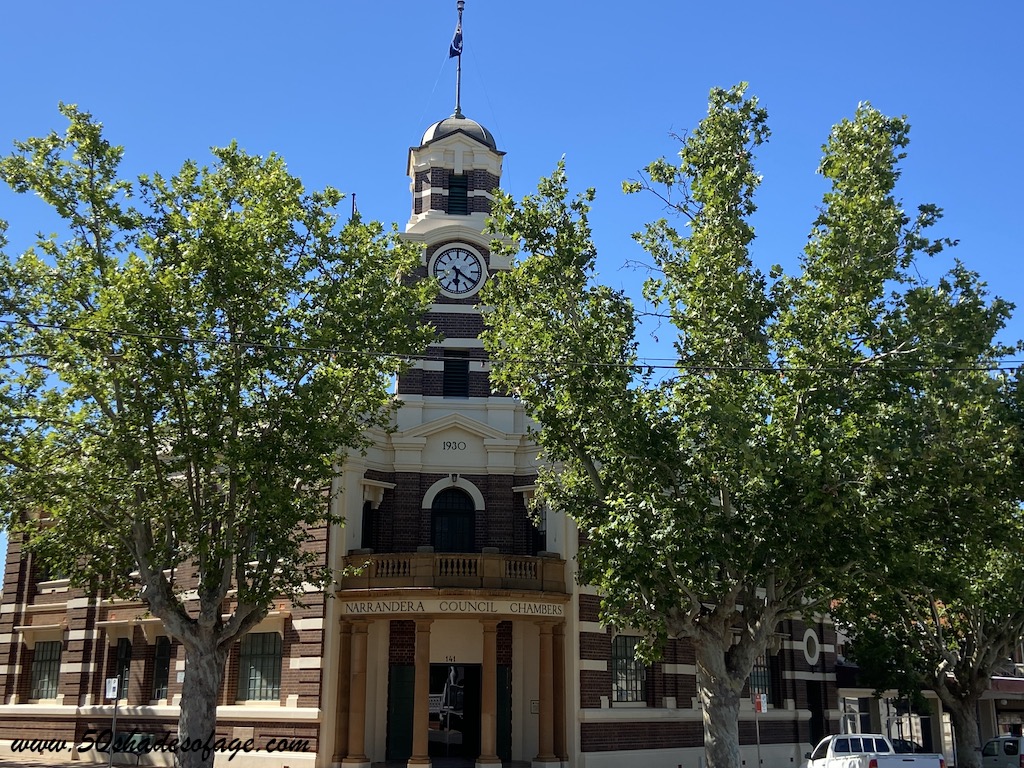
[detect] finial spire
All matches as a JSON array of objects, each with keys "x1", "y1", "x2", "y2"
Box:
[{"x1": 449, "y1": 1, "x2": 466, "y2": 118}]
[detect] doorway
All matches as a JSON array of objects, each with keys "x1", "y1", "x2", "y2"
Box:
[
  {"x1": 385, "y1": 662, "x2": 511, "y2": 764},
  {"x1": 429, "y1": 664, "x2": 481, "y2": 761}
]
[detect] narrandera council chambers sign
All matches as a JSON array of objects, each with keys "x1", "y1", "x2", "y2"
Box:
[{"x1": 342, "y1": 599, "x2": 564, "y2": 617}]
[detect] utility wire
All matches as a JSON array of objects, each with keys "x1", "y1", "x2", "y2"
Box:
[{"x1": 1, "y1": 317, "x2": 1021, "y2": 375}]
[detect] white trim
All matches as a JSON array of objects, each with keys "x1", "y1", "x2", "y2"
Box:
[
  {"x1": 291, "y1": 618, "x2": 324, "y2": 632},
  {"x1": 579, "y1": 621, "x2": 606, "y2": 635},
  {"x1": 803, "y1": 627, "x2": 821, "y2": 666},
  {"x1": 67, "y1": 629, "x2": 100, "y2": 641},
  {"x1": 428, "y1": 304, "x2": 487, "y2": 316},
  {"x1": 579, "y1": 706, "x2": 703, "y2": 723},
  {"x1": 0, "y1": 703, "x2": 323, "y2": 721},
  {"x1": 580, "y1": 660, "x2": 608, "y2": 672},
  {"x1": 15, "y1": 622, "x2": 66, "y2": 649},
  {"x1": 422, "y1": 475, "x2": 486, "y2": 511},
  {"x1": 781, "y1": 670, "x2": 837, "y2": 681},
  {"x1": 661, "y1": 663, "x2": 697, "y2": 676},
  {"x1": 288, "y1": 657, "x2": 322, "y2": 670}
]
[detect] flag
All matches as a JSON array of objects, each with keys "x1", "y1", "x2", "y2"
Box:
[{"x1": 449, "y1": 23, "x2": 463, "y2": 58}]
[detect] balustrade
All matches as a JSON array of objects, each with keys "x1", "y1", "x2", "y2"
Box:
[{"x1": 339, "y1": 551, "x2": 565, "y2": 592}]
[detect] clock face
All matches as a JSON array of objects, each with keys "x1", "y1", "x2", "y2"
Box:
[{"x1": 432, "y1": 247, "x2": 485, "y2": 296}]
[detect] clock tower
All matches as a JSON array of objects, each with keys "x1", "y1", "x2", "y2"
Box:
[
  {"x1": 398, "y1": 111, "x2": 507, "y2": 400},
  {"x1": 326, "y1": 100, "x2": 570, "y2": 767}
]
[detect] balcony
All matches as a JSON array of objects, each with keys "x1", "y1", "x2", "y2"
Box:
[{"x1": 338, "y1": 550, "x2": 567, "y2": 594}]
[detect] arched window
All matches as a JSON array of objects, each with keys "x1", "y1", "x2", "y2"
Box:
[{"x1": 432, "y1": 488, "x2": 475, "y2": 552}]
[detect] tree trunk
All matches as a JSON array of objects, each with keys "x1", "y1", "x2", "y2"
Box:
[
  {"x1": 177, "y1": 637, "x2": 230, "y2": 768},
  {"x1": 945, "y1": 698, "x2": 982, "y2": 768},
  {"x1": 695, "y1": 634, "x2": 744, "y2": 768}
]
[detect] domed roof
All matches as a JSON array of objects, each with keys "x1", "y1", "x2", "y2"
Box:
[{"x1": 421, "y1": 112, "x2": 496, "y2": 150}]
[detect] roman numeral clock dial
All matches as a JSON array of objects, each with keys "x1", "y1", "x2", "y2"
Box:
[{"x1": 432, "y1": 247, "x2": 485, "y2": 296}]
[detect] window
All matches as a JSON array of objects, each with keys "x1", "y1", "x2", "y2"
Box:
[
  {"x1": 115, "y1": 638, "x2": 132, "y2": 699},
  {"x1": 810, "y1": 739, "x2": 830, "y2": 761},
  {"x1": 30, "y1": 640, "x2": 62, "y2": 699},
  {"x1": 237, "y1": 632, "x2": 282, "y2": 701},
  {"x1": 432, "y1": 489, "x2": 475, "y2": 553},
  {"x1": 447, "y1": 174, "x2": 469, "y2": 215},
  {"x1": 983, "y1": 741, "x2": 999, "y2": 757},
  {"x1": 361, "y1": 500, "x2": 375, "y2": 550},
  {"x1": 531, "y1": 504, "x2": 547, "y2": 555},
  {"x1": 36, "y1": 560, "x2": 68, "y2": 582},
  {"x1": 1005, "y1": 740, "x2": 1020, "y2": 756},
  {"x1": 748, "y1": 653, "x2": 772, "y2": 705},
  {"x1": 443, "y1": 351, "x2": 470, "y2": 398},
  {"x1": 611, "y1": 635, "x2": 646, "y2": 703},
  {"x1": 842, "y1": 696, "x2": 871, "y2": 733},
  {"x1": 834, "y1": 738, "x2": 850, "y2": 754},
  {"x1": 152, "y1": 636, "x2": 171, "y2": 700}
]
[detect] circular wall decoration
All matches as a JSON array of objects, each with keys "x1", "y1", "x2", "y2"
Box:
[{"x1": 803, "y1": 628, "x2": 820, "y2": 666}]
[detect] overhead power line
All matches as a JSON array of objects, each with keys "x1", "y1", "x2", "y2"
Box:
[{"x1": 0, "y1": 317, "x2": 1021, "y2": 375}]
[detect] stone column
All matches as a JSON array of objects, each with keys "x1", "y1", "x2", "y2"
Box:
[
  {"x1": 342, "y1": 620, "x2": 370, "y2": 768},
  {"x1": 553, "y1": 622, "x2": 567, "y2": 762},
  {"x1": 477, "y1": 620, "x2": 501, "y2": 768},
  {"x1": 534, "y1": 621, "x2": 558, "y2": 765},
  {"x1": 409, "y1": 619, "x2": 433, "y2": 767},
  {"x1": 332, "y1": 621, "x2": 353, "y2": 766}
]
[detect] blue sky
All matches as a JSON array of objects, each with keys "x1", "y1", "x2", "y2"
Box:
[{"x1": 2, "y1": 1, "x2": 1022, "y2": 563}]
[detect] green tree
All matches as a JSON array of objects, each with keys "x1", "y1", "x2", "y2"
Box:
[
  {"x1": 481, "y1": 84, "x2": 1018, "y2": 768},
  {"x1": 837, "y1": 355, "x2": 1024, "y2": 768},
  {"x1": 0, "y1": 105, "x2": 434, "y2": 768}
]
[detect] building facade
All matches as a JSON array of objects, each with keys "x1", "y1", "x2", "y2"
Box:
[{"x1": 0, "y1": 111, "x2": 850, "y2": 768}]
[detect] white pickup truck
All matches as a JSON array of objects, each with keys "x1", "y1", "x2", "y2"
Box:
[{"x1": 806, "y1": 734, "x2": 946, "y2": 768}]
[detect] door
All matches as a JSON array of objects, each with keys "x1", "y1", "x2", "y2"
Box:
[
  {"x1": 807, "y1": 681, "x2": 828, "y2": 747},
  {"x1": 387, "y1": 665, "x2": 415, "y2": 761},
  {"x1": 497, "y1": 664, "x2": 512, "y2": 762}
]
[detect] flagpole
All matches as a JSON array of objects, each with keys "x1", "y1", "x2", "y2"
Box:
[{"x1": 454, "y1": 0, "x2": 465, "y2": 118}]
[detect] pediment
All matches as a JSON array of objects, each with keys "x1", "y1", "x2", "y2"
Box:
[{"x1": 396, "y1": 412, "x2": 508, "y2": 442}]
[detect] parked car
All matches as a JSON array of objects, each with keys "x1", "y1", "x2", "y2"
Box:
[
  {"x1": 981, "y1": 735, "x2": 1024, "y2": 768},
  {"x1": 892, "y1": 738, "x2": 927, "y2": 754},
  {"x1": 806, "y1": 733, "x2": 945, "y2": 768}
]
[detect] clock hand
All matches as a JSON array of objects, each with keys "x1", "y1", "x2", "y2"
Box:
[{"x1": 451, "y1": 266, "x2": 468, "y2": 289}]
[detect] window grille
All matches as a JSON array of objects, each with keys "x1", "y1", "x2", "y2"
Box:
[
  {"x1": 745, "y1": 651, "x2": 774, "y2": 708},
  {"x1": 443, "y1": 351, "x2": 470, "y2": 398},
  {"x1": 115, "y1": 637, "x2": 132, "y2": 699},
  {"x1": 237, "y1": 632, "x2": 282, "y2": 701},
  {"x1": 448, "y1": 174, "x2": 469, "y2": 215},
  {"x1": 749, "y1": 652, "x2": 773, "y2": 705},
  {"x1": 30, "y1": 640, "x2": 62, "y2": 699},
  {"x1": 611, "y1": 635, "x2": 646, "y2": 703},
  {"x1": 152, "y1": 636, "x2": 171, "y2": 700}
]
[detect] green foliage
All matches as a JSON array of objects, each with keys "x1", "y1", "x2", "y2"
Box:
[
  {"x1": 0, "y1": 104, "x2": 435, "y2": 630},
  {"x1": 482, "y1": 84, "x2": 1022, "y2": 767}
]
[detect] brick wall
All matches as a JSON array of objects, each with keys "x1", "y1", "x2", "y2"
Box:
[{"x1": 389, "y1": 620, "x2": 416, "y2": 664}]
